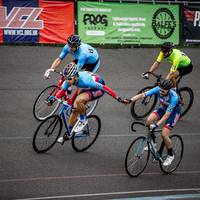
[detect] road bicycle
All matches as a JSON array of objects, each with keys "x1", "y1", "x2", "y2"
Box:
[
  {"x1": 125, "y1": 121, "x2": 184, "y2": 177},
  {"x1": 130, "y1": 72, "x2": 194, "y2": 119},
  {"x1": 33, "y1": 71, "x2": 98, "y2": 121},
  {"x1": 32, "y1": 96, "x2": 101, "y2": 153}
]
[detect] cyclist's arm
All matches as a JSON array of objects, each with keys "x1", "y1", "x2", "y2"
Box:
[
  {"x1": 55, "y1": 80, "x2": 69, "y2": 98},
  {"x1": 149, "y1": 52, "x2": 163, "y2": 72},
  {"x1": 131, "y1": 86, "x2": 159, "y2": 102},
  {"x1": 50, "y1": 57, "x2": 62, "y2": 71},
  {"x1": 90, "y1": 81, "x2": 118, "y2": 99},
  {"x1": 149, "y1": 61, "x2": 160, "y2": 73}
]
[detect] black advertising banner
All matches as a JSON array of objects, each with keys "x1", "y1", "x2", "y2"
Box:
[{"x1": 183, "y1": 6, "x2": 200, "y2": 44}]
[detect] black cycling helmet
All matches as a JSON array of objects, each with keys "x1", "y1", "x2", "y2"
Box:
[
  {"x1": 67, "y1": 34, "x2": 81, "y2": 48},
  {"x1": 161, "y1": 42, "x2": 174, "y2": 53},
  {"x1": 159, "y1": 79, "x2": 173, "y2": 90}
]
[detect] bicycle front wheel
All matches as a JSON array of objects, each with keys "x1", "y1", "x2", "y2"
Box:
[
  {"x1": 178, "y1": 87, "x2": 194, "y2": 118},
  {"x1": 86, "y1": 99, "x2": 99, "y2": 116},
  {"x1": 33, "y1": 85, "x2": 61, "y2": 121},
  {"x1": 71, "y1": 115, "x2": 101, "y2": 152},
  {"x1": 32, "y1": 115, "x2": 62, "y2": 153},
  {"x1": 130, "y1": 86, "x2": 158, "y2": 119},
  {"x1": 159, "y1": 134, "x2": 184, "y2": 174},
  {"x1": 125, "y1": 136, "x2": 150, "y2": 177}
]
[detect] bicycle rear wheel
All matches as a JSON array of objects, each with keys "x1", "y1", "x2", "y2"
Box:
[
  {"x1": 178, "y1": 87, "x2": 194, "y2": 118},
  {"x1": 125, "y1": 136, "x2": 150, "y2": 177},
  {"x1": 159, "y1": 134, "x2": 184, "y2": 174},
  {"x1": 32, "y1": 115, "x2": 62, "y2": 153},
  {"x1": 86, "y1": 99, "x2": 99, "y2": 116},
  {"x1": 33, "y1": 85, "x2": 61, "y2": 121},
  {"x1": 130, "y1": 86, "x2": 158, "y2": 119},
  {"x1": 71, "y1": 115, "x2": 101, "y2": 152}
]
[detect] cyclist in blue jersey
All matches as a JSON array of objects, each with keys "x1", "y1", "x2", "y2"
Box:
[
  {"x1": 129, "y1": 79, "x2": 181, "y2": 166},
  {"x1": 44, "y1": 34, "x2": 100, "y2": 79},
  {"x1": 56, "y1": 61, "x2": 127, "y2": 143}
]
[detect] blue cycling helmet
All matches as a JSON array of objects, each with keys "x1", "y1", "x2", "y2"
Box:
[
  {"x1": 67, "y1": 34, "x2": 81, "y2": 48},
  {"x1": 63, "y1": 62, "x2": 78, "y2": 78},
  {"x1": 161, "y1": 42, "x2": 174, "y2": 53}
]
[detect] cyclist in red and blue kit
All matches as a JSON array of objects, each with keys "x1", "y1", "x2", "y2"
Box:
[
  {"x1": 129, "y1": 79, "x2": 181, "y2": 166},
  {"x1": 57, "y1": 61, "x2": 126, "y2": 143}
]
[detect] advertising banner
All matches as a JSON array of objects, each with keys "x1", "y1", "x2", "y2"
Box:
[
  {"x1": 78, "y1": 2, "x2": 179, "y2": 45},
  {"x1": 182, "y1": 6, "x2": 200, "y2": 44},
  {"x1": 0, "y1": 0, "x2": 74, "y2": 44}
]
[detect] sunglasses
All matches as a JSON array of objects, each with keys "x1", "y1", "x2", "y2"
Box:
[{"x1": 67, "y1": 77, "x2": 74, "y2": 81}]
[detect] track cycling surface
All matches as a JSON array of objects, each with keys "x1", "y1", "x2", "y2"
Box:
[{"x1": 0, "y1": 46, "x2": 199, "y2": 200}]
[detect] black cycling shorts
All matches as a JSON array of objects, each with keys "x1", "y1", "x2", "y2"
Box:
[
  {"x1": 177, "y1": 62, "x2": 193, "y2": 76},
  {"x1": 73, "y1": 59, "x2": 99, "y2": 72}
]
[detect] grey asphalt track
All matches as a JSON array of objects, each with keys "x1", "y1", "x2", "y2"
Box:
[{"x1": 0, "y1": 45, "x2": 200, "y2": 200}]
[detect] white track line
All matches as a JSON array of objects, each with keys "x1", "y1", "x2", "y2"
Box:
[
  {"x1": 0, "y1": 170, "x2": 200, "y2": 183},
  {"x1": 15, "y1": 188, "x2": 200, "y2": 200},
  {"x1": 0, "y1": 133, "x2": 199, "y2": 140}
]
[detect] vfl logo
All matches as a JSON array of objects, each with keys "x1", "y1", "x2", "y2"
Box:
[
  {"x1": 83, "y1": 14, "x2": 108, "y2": 26},
  {"x1": 0, "y1": 6, "x2": 43, "y2": 29},
  {"x1": 152, "y1": 8, "x2": 176, "y2": 39}
]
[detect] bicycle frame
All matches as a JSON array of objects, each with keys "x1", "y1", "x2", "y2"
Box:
[{"x1": 131, "y1": 121, "x2": 163, "y2": 162}]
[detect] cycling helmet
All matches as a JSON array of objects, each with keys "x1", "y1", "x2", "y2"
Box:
[
  {"x1": 161, "y1": 42, "x2": 174, "y2": 53},
  {"x1": 67, "y1": 34, "x2": 81, "y2": 48},
  {"x1": 159, "y1": 79, "x2": 173, "y2": 90},
  {"x1": 63, "y1": 62, "x2": 78, "y2": 78}
]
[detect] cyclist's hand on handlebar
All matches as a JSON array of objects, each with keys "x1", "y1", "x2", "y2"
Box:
[
  {"x1": 44, "y1": 68, "x2": 55, "y2": 79},
  {"x1": 142, "y1": 72, "x2": 149, "y2": 79},
  {"x1": 149, "y1": 123, "x2": 158, "y2": 132}
]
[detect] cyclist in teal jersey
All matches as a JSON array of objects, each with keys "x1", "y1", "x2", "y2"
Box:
[
  {"x1": 142, "y1": 42, "x2": 193, "y2": 86},
  {"x1": 44, "y1": 34, "x2": 100, "y2": 79}
]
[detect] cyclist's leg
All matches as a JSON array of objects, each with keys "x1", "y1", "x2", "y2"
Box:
[
  {"x1": 146, "y1": 108, "x2": 164, "y2": 126},
  {"x1": 161, "y1": 107, "x2": 180, "y2": 165},
  {"x1": 147, "y1": 108, "x2": 165, "y2": 144}
]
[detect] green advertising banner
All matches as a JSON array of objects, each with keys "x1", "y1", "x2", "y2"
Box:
[{"x1": 78, "y1": 2, "x2": 179, "y2": 45}]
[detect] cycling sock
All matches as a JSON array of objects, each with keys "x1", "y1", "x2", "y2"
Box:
[
  {"x1": 167, "y1": 148, "x2": 173, "y2": 156},
  {"x1": 80, "y1": 114, "x2": 86, "y2": 121}
]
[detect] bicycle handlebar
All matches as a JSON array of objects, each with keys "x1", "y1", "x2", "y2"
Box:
[{"x1": 131, "y1": 121, "x2": 162, "y2": 133}]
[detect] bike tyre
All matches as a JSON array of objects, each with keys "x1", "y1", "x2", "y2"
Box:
[
  {"x1": 32, "y1": 115, "x2": 62, "y2": 153},
  {"x1": 33, "y1": 85, "x2": 60, "y2": 121},
  {"x1": 125, "y1": 136, "x2": 150, "y2": 177},
  {"x1": 71, "y1": 115, "x2": 101, "y2": 152},
  {"x1": 159, "y1": 134, "x2": 184, "y2": 174},
  {"x1": 86, "y1": 99, "x2": 99, "y2": 116},
  {"x1": 178, "y1": 87, "x2": 194, "y2": 118}
]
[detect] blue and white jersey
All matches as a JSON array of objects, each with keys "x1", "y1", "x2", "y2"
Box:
[
  {"x1": 59, "y1": 43, "x2": 99, "y2": 71},
  {"x1": 145, "y1": 86, "x2": 179, "y2": 113}
]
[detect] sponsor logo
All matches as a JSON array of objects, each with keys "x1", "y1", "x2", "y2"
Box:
[
  {"x1": 152, "y1": 8, "x2": 176, "y2": 39},
  {"x1": 184, "y1": 8, "x2": 200, "y2": 27},
  {"x1": 0, "y1": 6, "x2": 43, "y2": 29},
  {"x1": 83, "y1": 14, "x2": 108, "y2": 26}
]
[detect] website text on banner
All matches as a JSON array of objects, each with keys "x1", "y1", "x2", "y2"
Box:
[
  {"x1": 78, "y1": 2, "x2": 179, "y2": 45},
  {"x1": 183, "y1": 6, "x2": 200, "y2": 44},
  {"x1": 0, "y1": 0, "x2": 74, "y2": 44}
]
